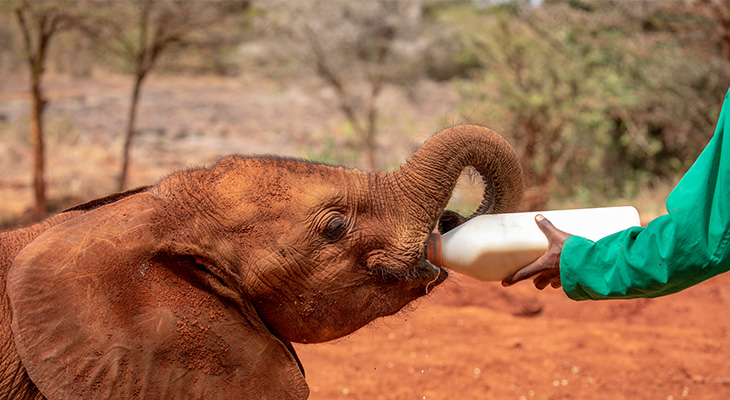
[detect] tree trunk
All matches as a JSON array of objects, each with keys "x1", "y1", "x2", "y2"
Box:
[
  {"x1": 30, "y1": 72, "x2": 46, "y2": 221},
  {"x1": 362, "y1": 75, "x2": 383, "y2": 172},
  {"x1": 16, "y1": 7, "x2": 53, "y2": 221},
  {"x1": 363, "y1": 108, "x2": 378, "y2": 171},
  {"x1": 118, "y1": 73, "x2": 145, "y2": 191}
]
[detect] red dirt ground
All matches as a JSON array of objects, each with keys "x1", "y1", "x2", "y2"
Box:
[{"x1": 296, "y1": 272, "x2": 730, "y2": 400}]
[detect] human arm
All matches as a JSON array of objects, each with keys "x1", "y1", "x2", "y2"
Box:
[{"x1": 503, "y1": 90, "x2": 730, "y2": 300}]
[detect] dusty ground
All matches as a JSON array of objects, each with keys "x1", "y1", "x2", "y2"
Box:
[
  {"x1": 297, "y1": 273, "x2": 730, "y2": 400},
  {"x1": 2, "y1": 73, "x2": 728, "y2": 399}
]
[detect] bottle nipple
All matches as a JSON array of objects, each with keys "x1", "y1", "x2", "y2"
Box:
[{"x1": 426, "y1": 232, "x2": 443, "y2": 268}]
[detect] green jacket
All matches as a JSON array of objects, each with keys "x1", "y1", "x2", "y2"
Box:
[{"x1": 561, "y1": 90, "x2": 730, "y2": 300}]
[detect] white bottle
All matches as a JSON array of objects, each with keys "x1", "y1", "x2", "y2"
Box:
[{"x1": 426, "y1": 206, "x2": 641, "y2": 282}]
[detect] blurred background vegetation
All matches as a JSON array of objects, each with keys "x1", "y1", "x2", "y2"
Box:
[{"x1": 0, "y1": 0, "x2": 728, "y2": 227}]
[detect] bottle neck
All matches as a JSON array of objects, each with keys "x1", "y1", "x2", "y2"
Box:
[{"x1": 425, "y1": 232, "x2": 443, "y2": 268}]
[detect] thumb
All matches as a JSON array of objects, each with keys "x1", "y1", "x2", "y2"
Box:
[
  {"x1": 535, "y1": 214, "x2": 570, "y2": 243},
  {"x1": 535, "y1": 214, "x2": 556, "y2": 236}
]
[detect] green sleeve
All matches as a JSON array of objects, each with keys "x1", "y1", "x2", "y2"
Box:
[{"x1": 561, "y1": 90, "x2": 730, "y2": 301}]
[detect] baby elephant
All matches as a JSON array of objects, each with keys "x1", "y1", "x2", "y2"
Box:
[{"x1": 0, "y1": 125, "x2": 523, "y2": 399}]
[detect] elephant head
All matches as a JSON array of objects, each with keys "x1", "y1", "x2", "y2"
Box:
[{"x1": 5, "y1": 125, "x2": 523, "y2": 399}]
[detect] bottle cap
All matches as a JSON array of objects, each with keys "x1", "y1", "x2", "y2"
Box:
[{"x1": 426, "y1": 232, "x2": 443, "y2": 268}]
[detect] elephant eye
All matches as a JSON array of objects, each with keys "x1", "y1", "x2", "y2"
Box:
[{"x1": 323, "y1": 215, "x2": 347, "y2": 242}]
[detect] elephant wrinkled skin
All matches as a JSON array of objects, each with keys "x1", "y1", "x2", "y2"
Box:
[{"x1": 0, "y1": 125, "x2": 523, "y2": 399}]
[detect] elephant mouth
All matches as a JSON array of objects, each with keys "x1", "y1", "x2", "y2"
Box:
[
  {"x1": 422, "y1": 258, "x2": 448, "y2": 294},
  {"x1": 380, "y1": 218, "x2": 454, "y2": 295},
  {"x1": 367, "y1": 214, "x2": 459, "y2": 295},
  {"x1": 405, "y1": 246, "x2": 449, "y2": 294},
  {"x1": 369, "y1": 252, "x2": 447, "y2": 294}
]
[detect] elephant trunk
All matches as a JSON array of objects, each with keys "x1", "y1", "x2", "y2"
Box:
[{"x1": 388, "y1": 125, "x2": 524, "y2": 235}]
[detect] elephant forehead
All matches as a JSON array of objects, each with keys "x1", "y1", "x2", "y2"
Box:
[
  {"x1": 214, "y1": 169, "x2": 293, "y2": 207},
  {"x1": 216, "y1": 158, "x2": 329, "y2": 191},
  {"x1": 215, "y1": 165, "x2": 360, "y2": 215}
]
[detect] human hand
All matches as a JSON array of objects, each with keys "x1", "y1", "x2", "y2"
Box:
[{"x1": 501, "y1": 214, "x2": 571, "y2": 290}]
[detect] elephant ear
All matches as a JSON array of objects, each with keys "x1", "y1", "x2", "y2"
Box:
[{"x1": 7, "y1": 193, "x2": 308, "y2": 400}]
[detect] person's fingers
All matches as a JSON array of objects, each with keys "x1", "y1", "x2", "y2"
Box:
[
  {"x1": 536, "y1": 214, "x2": 571, "y2": 244},
  {"x1": 502, "y1": 215, "x2": 568, "y2": 288},
  {"x1": 501, "y1": 259, "x2": 547, "y2": 287},
  {"x1": 550, "y1": 277, "x2": 562, "y2": 288},
  {"x1": 535, "y1": 214, "x2": 556, "y2": 235},
  {"x1": 533, "y1": 272, "x2": 554, "y2": 290},
  {"x1": 501, "y1": 274, "x2": 517, "y2": 287}
]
